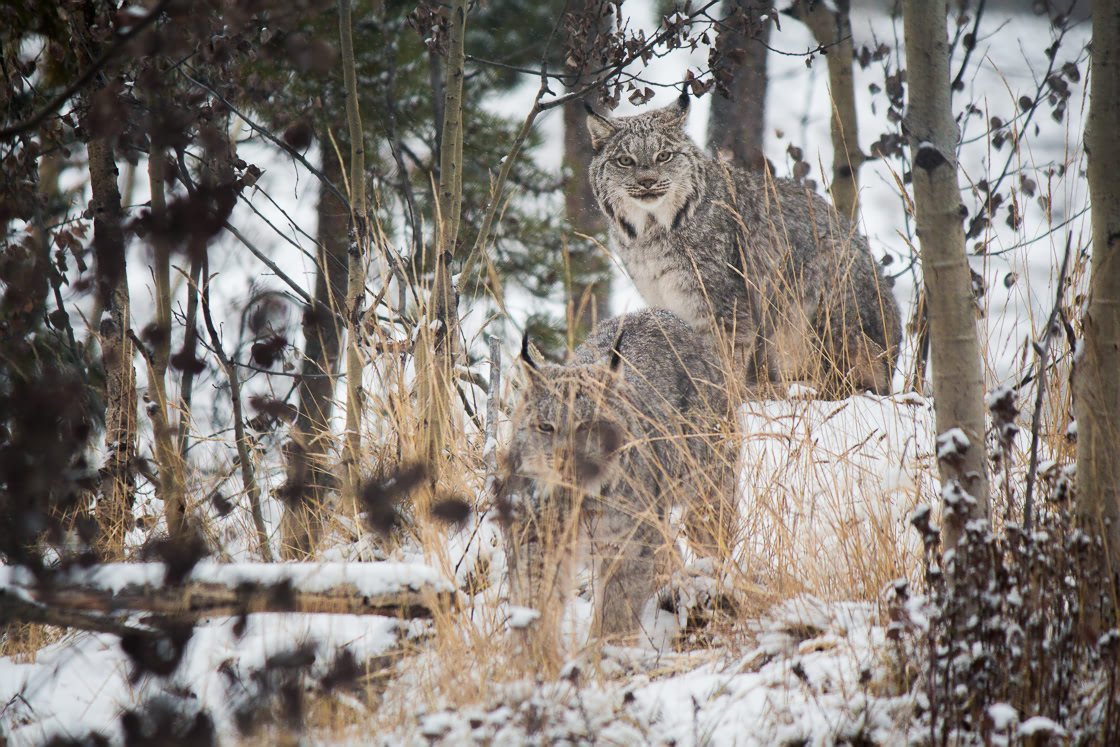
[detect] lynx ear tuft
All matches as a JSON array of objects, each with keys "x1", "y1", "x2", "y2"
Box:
[
  {"x1": 608, "y1": 329, "x2": 626, "y2": 375},
  {"x1": 586, "y1": 106, "x2": 618, "y2": 152},
  {"x1": 520, "y1": 333, "x2": 538, "y2": 371},
  {"x1": 660, "y1": 92, "x2": 690, "y2": 129}
]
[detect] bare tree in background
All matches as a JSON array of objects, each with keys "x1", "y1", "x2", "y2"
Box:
[
  {"x1": 282, "y1": 147, "x2": 348, "y2": 559},
  {"x1": 707, "y1": 0, "x2": 772, "y2": 171},
  {"x1": 788, "y1": 0, "x2": 862, "y2": 220},
  {"x1": 563, "y1": 0, "x2": 611, "y2": 340},
  {"x1": 1075, "y1": 2, "x2": 1120, "y2": 584},
  {"x1": 420, "y1": 0, "x2": 466, "y2": 487},
  {"x1": 902, "y1": 0, "x2": 989, "y2": 549},
  {"x1": 88, "y1": 135, "x2": 137, "y2": 557}
]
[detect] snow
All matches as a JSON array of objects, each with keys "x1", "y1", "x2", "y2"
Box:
[
  {"x1": 988, "y1": 702, "x2": 1019, "y2": 731},
  {"x1": 936, "y1": 427, "x2": 971, "y2": 461},
  {"x1": 373, "y1": 595, "x2": 914, "y2": 746},
  {"x1": 0, "y1": 613, "x2": 401, "y2": 745},
  {"x1": 1018, "y1": 715, "x2": 1068, "y2": 738},
  {"x1": 505, "y1": 606, "x2": 541, "y2": 630},
  {"x1": 738, "y1": 393, "x2": 936, "y2": 592},
  {"x1": 786, "y1": 382, "x2": 818, "y2": 400}
]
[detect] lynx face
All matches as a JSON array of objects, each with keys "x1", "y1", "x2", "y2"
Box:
[
  {"x1": 509, "y1": 364, "x2": 626, "y2": 494},
  {"x1": 587, "y1": 95, "x2": 706, "y2": 235}
]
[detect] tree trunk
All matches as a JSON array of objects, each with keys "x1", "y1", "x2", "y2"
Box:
[
  {"x1": 420, "y1": 0, "x2": 466, "y2": 486},
  {"x1": 902, "y1": 0, "x2": 989, "y2": 549},
  {"x1": 563, "y1": 0, "x2": 612, "y2": 341},
  {"x1": 145, "y1": 136, "x2": 186, "y2": 538},
  {"x1": 88, "y1": 138, "x2": 137, "y2": 557},
  {"x1": 339, "y1": 0, "x2": 368, "y2": 511},
  {"x1": 793, "y1": 0, "x2": 863, "y2": 220},
  {"x1": 282, "y1": 144, "x2": 349, "y2": 559},
  {"x1": 175, "y1": 256, "x2": 202, "y2": 457},
  {"x1": 707, "y1": 0, "x2": 772, "y2": 172},
  {"x1": 1075, "y1": 3, "x2": 1120, "y2": 583}
]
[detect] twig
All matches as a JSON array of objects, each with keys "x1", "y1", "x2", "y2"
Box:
[
  {"x1": 0, "y1": 0, "x2": 172, "y2": 140},
  {"x1": 222, "y1": 220, "x2": 320, "y2": 313},
  {"x1": 484, "y1": 335, "x2": 501, "y2": 473},
  {"x1": 177, "y1": 66, "x2": 350, "y2": 210},
  {"x1": 199, "y1": 262, "x2": 274, "y2": 561},
  {"x1": 1023, "y1": 233, "x2": 1073, "y2": 531},
  {"x1": 949, "y1": 0, "x2": 987, "y2": 97}
]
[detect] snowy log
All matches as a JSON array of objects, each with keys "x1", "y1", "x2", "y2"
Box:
[{"x1": 0, "y1": 561, "x2": 458, "y2": 623}]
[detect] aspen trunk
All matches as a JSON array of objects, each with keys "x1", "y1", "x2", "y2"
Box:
[
  {"x1": 795, "y1": 0, "x2": 862, "y2": 220},
  {"x1": 339, "y1": 0, "x2": 368, "y2": 509},
  {"x1": 1075, "y1": 3, "x2": 1120, "y2": 581},
  {"x1": 708, "y1": 0, "x2": 772, "y2": 172},
  {"x1": 145, "y1": 138, "x2": 185, "y2": 535},
  {"x1": 902, "y1": 0, "x2": 989, "y2": 549},
  {"x1": 421, "y1": 0, "x2": 466, "y2": 484},
  {"x1": 88, "y1": 138, "x2": 137, "y2": 556}
]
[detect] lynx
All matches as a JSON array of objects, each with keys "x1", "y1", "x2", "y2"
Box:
[
  {"x1": 587, "y1": 93, "x2": 903, "y2": 397},
  {"x1": 500, "y1": 309, "x2": 737, "y2": 654}
]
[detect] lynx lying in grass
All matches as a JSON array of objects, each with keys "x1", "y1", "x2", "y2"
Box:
[
  {"x1": 587, "y1": 94, "x2": 903, "y2": 397},
  {"x1": 500, "y1": 310, "x2": 738, "y2": 659}
]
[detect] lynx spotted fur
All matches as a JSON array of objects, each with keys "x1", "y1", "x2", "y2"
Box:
[
  {"x1": 500, "y1": 309, "x2": 737, "y2": 649},
  {"x1": 587, "y1": 94, "x2": 902, "y2": 397}
]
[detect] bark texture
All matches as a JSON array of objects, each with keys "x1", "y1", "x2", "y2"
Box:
[
  {"x1": 707, "y1": 0, "x2": 772, "y2": 171},
  {"x1": 902, "y1": 0, "x2": 989, "y2": 549},
  {"x1": 283, "y1": 145, "x2": 349, "y2": 558},
  {"x1": 563, "y1": 0, "x2": 612, "y2": 340},
  {"x1": 1075, "y1": 3, "x2": 1120, "y2": 579},
  {"x1": 794, "y1": 0, "x2": 863, "y2": 220},
  {"x1": 145, "y1": 139, "x2": 185, "y2": 538},
  {"x1": 421, "y1": 0, "x2": 466, "y2": 485},
  {"x1": 339, "y1": 0, "x2": 368, "y2": 508},
  {"x1": 88, "y1": 138, "x2": 137, "y2": 555}
]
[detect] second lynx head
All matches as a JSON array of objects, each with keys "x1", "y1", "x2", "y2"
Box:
[{"x1": 513, "y1": 343, "x2": 627, "y2": 495}]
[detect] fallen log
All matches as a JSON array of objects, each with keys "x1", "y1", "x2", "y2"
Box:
[{"x1": 0, "y1": 561, "x2": 458, "y2": 626}]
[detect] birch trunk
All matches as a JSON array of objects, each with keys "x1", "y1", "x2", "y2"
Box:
[
  {"x1": 902, "y1": 0, "x2": 989, "y2": 549},
  {"x1": 1075, "y1": 3, "x2": 1120, "y2": 583}
]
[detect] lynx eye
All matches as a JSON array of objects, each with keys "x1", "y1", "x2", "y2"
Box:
[
  {"x1": 655, "y1": 151, "x2": 674, "y2": 163},
  {"x1": 536, "y1": 421, "x2": 555, "y2": 434},
  {"x1": 616, "y1": 155, "x2": 636, "y2": 168}
]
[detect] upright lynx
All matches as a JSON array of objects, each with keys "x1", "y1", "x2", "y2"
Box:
[
  {"x1": 500, "y1": 309, "x2": 737, "y2": 654},
  {"x1": 587, "y1": 94, "x2": 902, "y2": 397}
]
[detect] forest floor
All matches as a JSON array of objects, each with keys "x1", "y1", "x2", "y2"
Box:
[{"x1": 1, "y1": 395, "x2": 935, "y2": 745}]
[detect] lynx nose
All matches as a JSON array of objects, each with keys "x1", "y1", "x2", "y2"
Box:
[{"x1": 637, "y1": 177, "x2": 658, "y2": 190}]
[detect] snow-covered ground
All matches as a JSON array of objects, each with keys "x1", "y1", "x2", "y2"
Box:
[
  {"x1": 1, "y1": 0, "x2": 1092, "y2": 744},
  {"x1": 2, "y1": 393, "x2": 937, "y2": 745}
]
